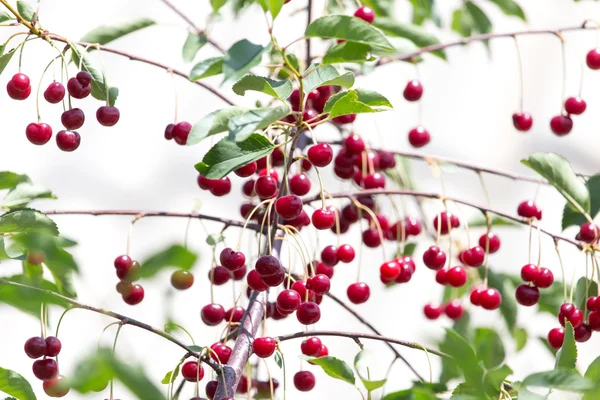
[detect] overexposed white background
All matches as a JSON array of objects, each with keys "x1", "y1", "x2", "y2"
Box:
[{"x1": 0, "y1": 0, "x2": 599, "y2": 399}]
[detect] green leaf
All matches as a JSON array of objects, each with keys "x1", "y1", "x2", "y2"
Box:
[
  {"x1": 322, "y1": 42, "x2": 374, "y2": 65},
  {"x1": 80, "y1": 18, "x2": 156, "y2": 45},
  {"x1": 514, "y1": 327, "x2": 528, "y2": 351},
  {"x1": 160, "y1": 366, "x2": 179, "y2": 384},
  {"x1": 353, "y1": 350, "x2": 387, "y2": 391},
  {"x1": 0, "y1": 366, "x2": 36, "y2": 400},
  {"x1": 556, "y1": 322, "x2": 577, "y2": 371},
  {"x1": 189, "y1": 57, "x2": 224, "y2": 81},
  {"x1": 227, "y1": 105, "x2": 290, "y2": 142},
  {"x1": 303, "y1": 356, "x2": 355, "y2": 385},
  {"x1": 517, "y1": 387, "x2": 546, "y2": 400},
  {"x1": 324, "y1": 89, "x2": 392, "y2": 118},
  {"x1": 303, "y1": 65, "x2": 355, "y2": 93},
  {"x1": 451, "y1": 9, "x2": 472, "y2": 37},
  {"x1": 0, "y1": 49, "x2": 16, "y2": 76},
  {"x1": 187, "y1": 106, "x2": 249, "y2": 145},
  {"x1": 522, "y1": 153, "x2": 590, "y2": 214},
  {"x1": 0, "y1": 275, "x2": 70, "y2": 317},
  {"x1": 16, "y1": 1, "x2": 35, "y2": 22},
  {"x1": 232, "y1": 75, "x2": 293, "y2": 101},
  {"x1": 574, "y1": 277, "x2": 598, "y2": 312},
  {"x1": 483, "y1": 364, "x2": 512, "y2": 397},
  {"x1": 382, "y1": 388, "x2": 437, "y2": 400},
  {"x1": 211, "y1": 0, "x2": 228, "y2": 12},
  {"x1": 182, "y1": 32, "x2": 207, "y2": 63},
  {"x1": 195, "y1": 134, "x2": 275, "y2": 179},
  {"x1": 223, "y1": 39, "x2": 266, "y2": 82},
  {"x1": 137, "y1": 245, "x2": 197, "y2": 279},
  {"x1": 467, "y1": 215, "x2": 518, "y2": 227},
  {"x1": 266, "y1": 0, "x2": 284, "y2": 19},
  {"x1": 488, "y1": 0, "x2": 526, "y2": 20},
  {"x1": 0, "y1": 172, "x2": 29, "y2": 190},
  {"x1": 71, "y1": 349, "x2": 166, "y2": 399},
  {"x1": 70, "y1": 43, "x2": 117, "y2": 105},
  {"x1": 522, "y1": 369, "x2": 593, "y2": 392},
  {"x1": 474, "y1": 328, "x2": 504, "y2": 368},
  {"x1": 562, "y1": 174, "x2": 600, "y2": 229},
  {"x1": 305, "y1": 15, "x2": 394, "y2": 50},
  {"x1": 206, "y1": 234, "x2": 224, "y2": 246},
  {"x1": 0, "y1": 10, "x2": 13, "y2": 23},
  {"x1": 465, "y1": 2, "x2": 492, "y2": 35},
  {"x1": 274, "y1": 350, "x2": 283, "y2": 369},
  {"x1": 408, "y1": 0, "x2": 438, "y2": 26},
  {"x1": 2, "y1": 183, "x2": 55, "y2": 208},
  {"x1": 583, "y1": 356, "x2": 600, "y2": 399},
  {"x1": 0, "y1": 209, "x2": 58, "y2": 236},
  {"x1": 440, "y1": 329, "x2": 484, "y2": 390},
  {"x1": 373, "y1": 18, "x2": 445, "y2": 59}
]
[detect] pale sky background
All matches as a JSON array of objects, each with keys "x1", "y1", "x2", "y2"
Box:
[{"x1": 0, "y1": 0, "x2": 599, "y2": 399}]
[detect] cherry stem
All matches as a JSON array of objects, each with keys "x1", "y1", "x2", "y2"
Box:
[
  {"x1": 108, "y1": 322, "x2": 125, "y2": 400},
  {"x1": 512, "y1": 36, "x2": 525, "y2": 112},
  {"x1": 558, "y1": 35, "x2": 567, "y2": 111}
]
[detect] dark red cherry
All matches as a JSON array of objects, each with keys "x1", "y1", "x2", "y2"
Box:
[
  {"x1": 7, "y1": 73, "x2": 31, "y2": 100},
  {"x1": 307, "y1": 274, "x2": 330, "y2": 295},
  {"x1": 479, "y1": 233, "x2": 501, "y2": 253},
  {"x1": 312, "y1": 208, "x2": 336, "y2": 230},
  {"x1": 24, "y1": 337, "x2": 46, "y2": 359},
  {"x1": 210, "y1": 177, "x2": 231, "y2": 196},
  {"x1": 293, "y1": 371, "x2": 316, "y2": 392},
  {"x1": 575, "y1": 324, "x2": 592, "y2": 343},
  {"x1": 208, "y1": 267, "x2": 229, "y2": 285},
  {"x1": 403, "y1": 80, "x2": 423, "y2": 101},
  {"x1": 586, "y1": 48, "x2": 600, "y2": 70},
  {"x1": 564, "y1": 96, "x2": 586, "y2": 115},
  {"x1": 463, "y1": 246, "x2": 485, "y2": 267},
  {"x1": 32, "y1": 359, "x2": 58, "y2": 381},
  {"x1": 235, "y1": 162, "x2": 257, "y2": 177},
  {"x1": 347, "y1": 282, "x2": 370, "y2": 304},
  {"x1": 363, "y1": 172, "x2": 385, "y2": 189},
  {"x1": 307, "y1": 143, "x2": 333, "y2": 167},
  {"x1": 66, "y1": 77, "x2": 90, "y2": 99},
  {"x1": 550, "y1": 115, "x2": 573, "y2": 136},
  {"x1": 548, "y1": 327, "x2": 565, "y2": 349},
  {"x1": 181, "y1": 361, "x2": 204, "y2": 382},
  {"x1": 247, "y1": 269, "x2": 268, "y2": 292},
  {"x1": 446, "y1": 266, "x2": 467, "y2": 287},
  {"x1": 296, "y1": 302, "x2": 321, "y2": 325},
  {"x1": 301, "y1": 337, "x2": 322, "y2": 357},
  {"x1": 255, "y1": 175, "x2": 278, "y2": 200},
  {"x1": 44, "y1": 336, "x2": 62, "y2": 357},
  {"x1": 201, "y1": 303, "x2": 225, "y2": 326},
  {"x1": 197, "y1": 174, "x2": 215, "y2": 190},
  {"x1": 435, "y1": 269, "x2": 447, "y2": 285},
  {"x1": 408, "y1": 126, "x2": 430, "y2": 148},
  {"x1": 533, "y1": 268, "x2": 553, "y2": 288},
  {"x1": 422, "y1": 246, "x2": 446, "y2": 270},
  {"x1": 517, "y1": 200, "x2": 542, "y2": 220},
  {"x1": 56, "y1": 130, "x2": 80, "y2": 152},
  {"x1": 76, "y1": 71, "x2": 92, "y2": 85},
  {"x1": 362, "y1": 228, "x2": 381, "y2": 248},
  {"x1": 423, "y1": 303, "x2": 442, "y2": 320},
  {"x1": 61, "y1": 108, "x2": 85, "y2": 130},
  {"x1": 320, "y1": 245, "x2": 338, "y2": 266},
  {"x1": 173, "y1": 121, "x2": 192, "y2": 145},
  {"x1": 315, "y1": 261, "x2": 334, "y2": 279},
  {"x1": 44, "y1": 82, "x2": 65, "y2": 104},
  {"x1": 210, "y1": 342, "x2": 232, "y2": 364},
  {"x1": 343, "y1": 134, "x2": 365, "y2": 155},
  {"x1": 275, "y1": 195, "x2": 303, "y2": 220},
  {"x1": 220, "y1": 248, "x2": 246, "y2": 271},
  {"x1": 96, "y1": 106, "x2": 120, "y2": 126},
  {"x1": 577, "y1": 222, "x2": 599, "y2": 243},
  {"x1": 123, "y1": 284, "x2": 144, "y2": 305},
  {"x1": 255, "y1": 255, "x2": 281, "y2": 277},
  {"x1": 260, "y1": 267, "x2": 285, "y2": 287},
  {"x1": 253, "y1": 337, "x2": 276, "y2": 358},
  {"x1": 432, "y1": 212, "x2": 460, "y2": 234},
  {"x1": 589, "y1": 311, "x2": 600, "y2": 331},
  {"x1": 515, "y1": 284, "x2": 539, "y2": 306},
  {"x1": 225, "y1": 306, "x2": 245, "y2": 323},
  {"x1": 512, "y1": 112, "x2": 533, "y2": 131},
  {"x1": 332, "y1": 113, "x2": 356, "y2": 125},
  {"x1": 25, "y1": 123, "x2": 52, "y2": 145}
]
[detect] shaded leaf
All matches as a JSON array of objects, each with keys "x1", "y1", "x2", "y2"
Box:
[
  {"x1": 562, "y1": 175, "x2": 600, "y2": 229},
  {"x1": 555, "y1": 322, "x2": 577, "y2": 371},
  {"x1": 223, "y1": 39, "x2": 266, "y2": 82},
  {"x1": 206, "y1": 234, "x2": 224, "y2": 246},
  {"x1": 451, "y1": 9, "x2": 472, "y2": 37},
  {"x1": 227, "y1": 105, "x2": 290, "y2": 142},
  {"x1": 182, "y1": 32, "x2": 207, "y2": 63},
  {"x1": 0, "y1": 10, "x2": 13, "y2": 23},
  {"x1": 80, "y1": 18, "x2": 156, "y2": 45},
  {"x1": 483, "y1": 364, "x2": 512, "y2": 397},
  {"x1": 302, "y1": 356, "x2": 355, "y2": 385},
  {"x1": 189, "y1": 57, "x2": 224, "y2": 81},
  {"x1": 274, "y1": 350, "x2": 283, "y2": 369},
  {"x1": 0, "y1": 274, "x2": 70, "y2": 317},
  {"x1": 474, "y1": 328, "x2": 505, "y2": 368},
  {"x1": 160, "y1": 366, "x2": 179, "y2": 384},
  {"x1": 232, "y1": 75, "x2": 293, "y2": 101},
  {"x1": 305, "y1": 15, "x2": 394, "y2": 50},
  {"x1": 488, "y1": 0, "x2": 526, "y2": 20},
  {"x1": 187, "y1": 106, "x2": 249, "y2": 145},
  {"x1": 195, "y1": 134, "x2": 274, "y2": 179},
  {"x1": 465, "y1": 2, "x2": 492, "y2": 35},
  {"x1": 373, "y1": 18, "x2": 445, "y2": 59},
  {"x1": 514, "y1": 327, "x2": 528, "y2": 351},
  {"x1": 522, "y1": 369, "x2": 592, "y2": 392},
  {"x1": 522, "y1": 153, "x2": 590, "y2": 213},
  {"x1": 0, "y1": 366, "x2": 36, "y2": 400},
  {"x1": 138, "y1": 245, "x2": 197, "y2": 279},
  {"x1": 303, "y1": 64, "x2": 355, "y2": 93},
  {"x1": 517, "y1": 387, "x2": 546, "y2": 400},
  {"x1": 322, "y1": 42, "x2": 374, "y2": 65},
  {"x1": 0, "y1": 209, "x2": 58, "y2": 236},
  {"x1": 2, "y1": 183, "x2": 55, "y2": 208},
  {"x1": 574, "y1": 277, "x2": 598, "y2": 313},
  {"x1": 16, "y1": 1, "x2": 34, "y2": 22},
  {"x1": 353, "y1": 350, "x2": 386, "y2": 392},
  {"x1": 440, "y1": 329, "x2": 484, "y2": 390}
]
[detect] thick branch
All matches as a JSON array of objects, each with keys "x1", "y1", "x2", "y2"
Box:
[
  {"x1": 304, "y1": 189, "x2": 583, "y2": 249},
  {"x1": 275, "y1": 330, "x2": 448, "y2": 358},
  {"x1": 0, "y1": 278, "x2": 221, "y2": 371}
]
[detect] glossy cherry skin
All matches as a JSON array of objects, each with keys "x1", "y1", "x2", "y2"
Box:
[
  {"x1": 255, "y1": 175, "x2": 278, "y2": 200},
  {"x1": 25, "y1": 123, "x2": 53, "y2": 145},
  {"x1": 347, "y1": 282, "x2": 370, "y2": 304},
  {"x1": 253, "y1": 337, "x2": 276, "y2": 358},
  {"x1": 320, "y1": 245, "x2": 338, "y2": 266},
  {"x1": 564, "y1": 96, "x2": 587, "y2": 115},
  {"x1": 123, "y1": 284, "x2": 144, "y2": 305},
  {"x1": 24, "y1": 337, "x2": 47, "y2": 359},
  {"x1": 337, "y1": 244, "x2": 355, "y2": 263},
  {"x1": 575, "y1": 324, "x2": 592, "y2": 342},
  {"x1": 307, "y1": 143, "x2": 333, "y2": 167},
  {"x1": 181, "y1": 361, "x2": 204, "y2": 382},
  {"x1": 76, "y1": 71, "x2": 92, "y2": 85},
  {"x1": 7, "y1": 73, "x2": 31, "y2": 100},
  {"x1": 354, "y1": 6, "x2": 375, "y2": 23},
  {"x1": 520, "y1": 264, "x2": 539, "y2": 282},
  {"x1": 255, "y1": 255, "x2": 281, "y2": 277},
  {"x1": 547, "y1": 327, "x2": 565, "y2": 349},
  {"x1": 380, "y1": 260, "x2": 400, "y2": 281},
  {"x1": 173, "y1": 121, "x2": 192, "y2": 145},
  {"x1": 11, "y1": 73, "x2": 30, "y2": 90},
  {"x1": 293, "y1": 371, "x2": 316, "y2": 392},
  {"x1": 43, "y1": 375, "x2": 70, "y2": 397},
  {"x1": 479, "y1": 233, "x2": 501, "y2": 253},
  {"x1": 577, "y1": 222, "x2": 599, "y2": 243},
  {"x1": 45, "y1": 336, "x2": 62, "y2": 357},
  {"x1": 515, "y1": 284, "x2": 540, "y2": 306},
  {"x1": 277, "y1": 289, "x2": 301, "y2": 312},
  {"x1": 201, "y1": 303, "x2": 225, "y2": 326},
  {"x1": 422, "y1": 246, "x2": 446, "y2": 270},
  {"x1": 312, "y1": 208, "x2": 336, "y2": 230},
  {"x1": 224, "y1": 306, "x2": 245, "y2": 323},
  {"x1": 550, "y1": 115, "x2": 573, "y2": 136},
  {"x1": 55, "y1": 130, "x2": 80, "y2": 152},
  {"x1": 315, "y1": 261, "x2": 334, "y2": 279},
  {"x1": 32, "y1": 359, "x2": 59, "y2": 381},
  {"x1": 234, "y1": 161, "x2": 257, "y2": 177},
  {"x1": 433, "y1": 211, "x2": 460, "y2": 234},
  {"x1": 470, "y1": 288, "x2": 483, "y2": 306},
  {"x1": 362, "y1": 228, "x2": 382, "y2": 248},
  {"x1": 343, "y1": 134, "x2": 365, "y2": 155},
  {"x1": 435, "y1": 269, "x2": 448, "y2": 285},
  {"x1": 307, "y1": 274, "x2": 331, "y2": 295},
  {"x1": 463, "y1": 246, "x2": 485, "y2": 267},
  {"x1": 408, "y1": 126, "x2": 430, "y2": 148},
  {"x1": 247, "y1": 269, "x2": 269, "y2": 291},
  {"x1": 171, "y1": 270, "x2": 194, "y2": 289},
  {"x1": 589, "y1": 311, "x2": 600, "y2": 331},
  {"x1": 444, "y1": 300, "x2": 464, "y2": 320},
  {"x1": 512, "y1": 112, "x2": 533, "y2": 131},
  {"x1": 96, "y1": 106, "x2": 120, "y2": 126},
  {"x1": 558, "y1": 306, "x2": 583, "y2": 329},
  {"x1": 44, "y1": 82, "x2": 66, "y2": 104},
  {"x1": 479, "y1": 288, "x2": 502, "y2": 310},
  {"x1": 301, "y1": 337, "x2": 323, "y2": 357},
  {"x1": 363, "y1": 172, "x2": 386, "y2": 189},
  {"x1": 197, "y1": 174, "x2": 215, "y2": 190},
  {"x1": 296, "y1": 302, "x2": 321, "y2": 325},
  {"x1": 66, "y1": 77, "x2": 90, "y2": 99},
  {"x1": 423, "y1": 303, "x2": 442, "y2": 320},
  {"x1": 289, "y1": 173, "x2": 311, "y2": 196},
  {"x1": 533, "y1": 268, "x2": 553, "y2": 288},
  {"x1": 275, "y1": 195, "x2": 303, "y2": 220},
  {"x1": 403, "y1": 80, "x2": 423, "y2": 101},
  {"x1": 446, "y1": 266, "x2": 467, "y2": 287},
  {"x1": 586, "y1": 48, "x2": 600, "y2": 69},
  {"x1": 220, "y1": 248, "x2": 246, "y2": 271},
  {"x1": 209, "y1": 266, "x2": 232, "y2": 285},
  {"x1": 61, "y1": 108, "x2": 85, "y2": 130},
  {"x1": 517, "y1": 201, "x2": 542, "y2": 220}
]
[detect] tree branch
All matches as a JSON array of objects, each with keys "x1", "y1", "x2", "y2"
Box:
[
  {"x1": 0, "y1": 278, "x2": 221, "y2": 371},
  {"x1": 274, "y1": 330, "x2": 448, "y2": 358}
]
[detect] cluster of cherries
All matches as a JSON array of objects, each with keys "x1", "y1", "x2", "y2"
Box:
[
  {"x1": 6, "y1": 70, "x2": 120, "y2": 152},
  {"x1": 24, "y1": 335, "x2": 71, "y2": 397},
  {"x1": 546, "y1": 296, "x2": 600, "y2": 349},
  {"x1": 113, "y1": 255, "x2": 145, "y2": 305},
  {"x1": 512, "y1": 47, "x2": 600, "y2": 135}
]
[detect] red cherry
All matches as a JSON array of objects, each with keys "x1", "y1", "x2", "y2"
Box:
[
  {"x1": 181, "y1": 361, "x2": 204, "y2": 382},
  {"x1": 289, "y1": 173, "x2": 311, "y2": 196},
  {"x1": 479, "y1": 288, "x2": 502, "y2": 310},
  {"x1": 435, "y1": 269, "x2": 447, "y2": 285},
  {"x1": 333, "y1": 113, "x2": 356, "y2": 125},
  {"x1": 433, "y1": 211, "x2": 460, "y2": 234},
  {"x1": 255, "y1": 175, "x2": 278, "y2": 200},
  {"x1": 463, "y1": 246, "x2": 485, "y2": 267},
  {"x1": 587, "y1": 296, "x2": 600, "y2": 311},
  {"x1": 517, "y1": 201, "x2": 542, "y2": 220},
  {"x1": 11, "y1": 73, "x2": 30, "y2": 90},
  {"x1": 363, "y1": 172, "x2": 386, "y2": 189},
  {"x1": 232, "y1": 264, "x2": 247, "y2": 281},
  {"x1": 347, "y1": 282, "x2": 370, "y2": 304},
  {"x1": 164, "y1": 124, "x2": 175, "y2": 140},
  {"x1": 586, "y1": 48, "x2": 600, "y2": 69},
  {"x1": 224, "y1": 306, "x2": 245, "y2": 323},
  {"x1": 575, "y1": 324, "x2": 592, "y2": 343},
  {"x1": 293, "y1": 371, "x2": 316, "y2": 392},
  {"x1": 96, "y1": 106, "x2": 120, "y2": 126},
  {"x1": 220, "y1": 248, "x2": 246, "y2": 272},
  {"x1": 61, "y1": 108, "x2": 85, "y2": 130},
  {"x1": 208, "y1": 267, "x2": 230, "y2": 285},
  {"x1": 423, "y1": 303, "x2": 442, "y2": 320},
  {"x1": 261, "y1": 269, "x2": 285, "y2": 288},
  {"x1": 32, "y1": 359, "x2": 58, "y2": 381},
  {"x1": 547, "y1": 327, "x2": 565, "y2": 349},
  {"x1": 75, "y1": 71, "x2": 92, "y2": 85},
  {"x1": 446, "y1": 266, "x2": 467, "y2": 287},
  {"x1": 533, "y1": 268, "x2": 553, "y2": 288},
  {"x1": 307, "y1": 143, "x2": 333, "y2": 167},
  {"x1": 320, "y1": 245, "x2": 338, "y2": 267},
  {"x1": 45, "y1": 336, "x2": 62, "y2": 357},
  {"x1": 123, "y1": 284, "x2": 144, "y2": 305},
  {"x1": 515, "y1": 284, "x2": 540, "y2": 306},
  {"x1": 301, "y1": 337, "x2": 322, "y2": 357},
  {"x1": 7, "y1": 73, "x2": 31, "y2": 100},
  {"x1": 422, "y1": 246, "x2": 446, "y2": 270},
  {"x1": 277, "y1": 289, "x2": 301, "y2": 312},
  {"x1": 512, "y1": 112, "x2": 533, "y2": 131},
  {"x1": 312, "y1": 208, "x2": 336, "y2": 230},
  {"x1": 44, "y1": 82, "x2": 66, "y2": 104},
  {"x1": 404, "y1": 217, "x2": 422, "y2": 236},
  {"x1": 337, "y1": 244, "x2": 355, "y2": 263},
  {"x1": 24, "y1": 337, "x2": 46, "y2": 359},
  {"x1": 206, "y1": 381, "x2": 218, "y2": 399},
  {"x1": 408, "y1": 126, "x2": 430, "y2": 148},
  {"x1": 307, "y1": 274, "x2": 330, "y2": 295},
  {"x1": 43, "y1": 375, "x2": 70, "y2": 397},
  {"x1": 173, "y1": 121, "x2": 192, "y2": 145},
  {"x1": 235, "y1": 162, "x2": 257, "y2": 177},
  {"x1": 403, "y1": 80, "x2": 423, "y2": 102},
  {"x1": 564, "y1": 96, "x2": 587, "y2": 115},
  {"x1": 354, "y1": 6, "x2": 375, "y2": 23},
  {"x1": 444, "y1": 300, "x2": 464, "y2": 320},
  {"x1": 589, "y1": 311, "x2": 600, "y2": 331},
  {"x1": 379, "y1": 260, "x2": 400, "y2": 281},
  {"x1": 479, "y1": 233, "x2": 501, "y2": 253},
  {"x1": 315, "y1": 261, "x2": 334, "y2": 279},
  {"x1": 577, "y1": 222, "x2": 599, "y2": 243},
  {"x1": 550, "y1": 115, "x2": 573, "y2": 136},
  {"x1": 520, "y1": 264, "x2": 539, "y2": 282},
  {"x1": 201, "y1": 303, "x2": 225, "y2": 326},
  {"x1": 275, "y1": 195, "x2": 303, "y2": 220},
  {"x1": 361, "y1": 228, "x2": 381, "y2": 248},
  {"x1": 378, "y1": 151, "x2": 396, "y2": 170},
  {"x1": 470, "y1": 288, "x2": 483, "y2": 306},
  {"x1": 66, "y1": 77, "x2": 90, "y2": 99},
  {"x1": 255, "y1": 255, "x2": 281, "y2": 277},
  {"x1": 253, "y1": 337, "x2": 276, "y2": 358},
  {"x1": 558, "y1": 306, "x2": 583, "y2": 328},
  {"x1": 292, "y1": 280, "x2": 316, "y2": 303},
  {"x1": 344, "y1": 134, "x2": 366, "y2": 155},
  {"x1": 25, "y1": 123, "x2": 53, "y2": 145},
  {"x1": 247, "y1": 269, "x2": 269, "y2": 292},
  {"x1": 197, "y1": 174, "x2": 215, "y2": 190},
  {"x1": 296, "y1": 302, "x2": 321, "y2": 325},
  {"x1": 209, "y1": 177, "x2": 231, "y2": 197}
]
